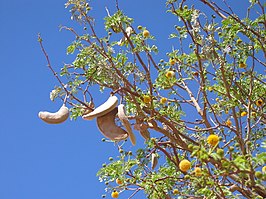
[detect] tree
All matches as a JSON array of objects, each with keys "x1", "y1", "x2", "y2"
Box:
[{"x1": 38, "y1": 0, "x2": 266, "y2": 198}]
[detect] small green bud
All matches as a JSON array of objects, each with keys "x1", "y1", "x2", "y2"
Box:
[
  {"x1": 184, "y1": 175, "x2": 190, "y2": 179},
  {"x1": 236, "y1": 39, "x2": 242, "y2": 44},
  {"x1": 188, "y1": 144, "x2": 194, "y2": 150},
  {"x1": 255, "y1": 171, "x2": 263, "y2": 179},
  {"x1": 222, "y1": 160, "x2": 229, "y2": 168},
  {"x1": 175, "y1": 26, "x2": 182, "y2": 31},
  {"x1": 217, "y1": 148, "x2": 224, "y2": 157},
  {"x1": 193, "y1": 146, "x2": 200, "y2": 151},
  {"x1": 229, "y1": 146, "x2": 234, "y2": 152}
]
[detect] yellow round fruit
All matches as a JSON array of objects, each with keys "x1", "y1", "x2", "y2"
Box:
[
  {"x1": 111, "y1": 191, "x2": 119, "y2": 198},
  {"x1": 179, "y1": 159, "x2": 191, "y2": 172},
  {"x1": 240, "y1": 111, "x2": 247, "y2": 117},
  {"x1": 255, "y1": 99, "x2": 263, "y2": 107},
  {"x1": 143, "y1": 95, "x2": 152, "y2": 104},
  {"x1": 165, "y1": 71, "x2": 175, "y2": 78},
  {"x1": 116, "y1": 178, "x2": 122, "y2": 185},
  {"x1": 207, "y1": 134, "x2": 219, "y2": 147},
  {"x1": 173, "y1": 189, "x2": 179, "y2": 195},
  {"x1": 225, "y1": 119, "x2": 232, "y2": 127},
  {"x1": 143, "y1": 30, "x2": 150, "y2": 37},
  {"x1": 239, "y1": 62, "x2": 247, "y2": 68},
  {"x1": 194, "y1": 167, "x2": 202, "y2": 176},
  {"x1": 160, "y1": 97, "x2": 167, "y2": 104}
]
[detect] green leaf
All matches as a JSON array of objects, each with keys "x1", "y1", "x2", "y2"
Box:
[{"x1": 67, "y1": 44, "x2": 75, "y2": 54}]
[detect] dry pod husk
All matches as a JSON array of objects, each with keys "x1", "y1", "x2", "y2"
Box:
[
  {"x1": 82, "y1": 95, "x2": 118, "y2": 120},
  {"x1": 140, "y1": 129, "x2": 150, "y2": 140},
  {"x1": 134, "y1": 123, "x2": 150, "y2": 140},
  {"x1": 117, "y1": 104, "x2": 136, "y2": 145},
  {"x1": 97, "y1": 107, "x2": 128, "y2": 141},
  {"x1": 151, "y1": 153, "x2": 158, "y2": 170},
  {"x1": 38, "y1": 104, "x2": 69, "y2": 124},
  {"x1": 117, "y1": 27, "x2": 133, "y2": 45}
]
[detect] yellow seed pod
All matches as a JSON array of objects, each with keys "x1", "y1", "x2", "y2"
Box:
[
  {"x1": 111, "y1": 191, "x2": 119, "y2": 198},
  {"x1": 179, "y1": 159, "x2": 191, "y2": 172},
  {"x1": 236, "y1": 39, "x2": 242, "y2": 44},
  {"x1": 194, "y1": 167, "x2": 202, "y2": 176},
  {"x1": 195, "y1": 172, "x2": 202, "y2": 177},
  {"x1": 208, "y1": 86, "x2": 213, "y2": 91},
  {"x1": 143, "y1": 95, "x2": 152, "y2": 104},
  {"x1": 256, "y1": 99, "x2": 263, "y2": 107},
  {"x1": 173, "y1": 189, "x2": 179, "y2": 195},
  {"x1": 160, "y1": 97, "x2": 167, "y2": 104},
  {"x1": 143, "y1": 30, "x2": 150, "y2": 37},
  {"x1": 169, "y1": 58, "x2": 176, "y2": 66},
  {"x1": 239, "y1": 62, "x2": 247, "y2": 68},
  {"x1": 207, "y1": 134, "x2": 219, "y2": 147},
  {"x1": 225, "y1": 119, "x2": 232, "y2": 127},
  {"x1": 165, "y1": 71, "x2": 175, "y2": 78},
  {"x1": 116, "y1": 178, "x2": 122, "y2": 185},
  {"x1": 241, "y1": 111, "x2": 247, "y2": 117}
]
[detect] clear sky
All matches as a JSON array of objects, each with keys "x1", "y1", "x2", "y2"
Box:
[{"x1": 0, "y1": 1, "x2": 251, "y2": 199}]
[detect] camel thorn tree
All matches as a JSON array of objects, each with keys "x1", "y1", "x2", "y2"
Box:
[{"x1": 38, "y1": 0, "x2": 266, "y2": 198}]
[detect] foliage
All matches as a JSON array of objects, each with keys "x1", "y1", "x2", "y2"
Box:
[{"x1": 39, "y1": 0, "x2": 266, "y2": 198}]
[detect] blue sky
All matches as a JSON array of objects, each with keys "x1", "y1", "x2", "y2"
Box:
[{"x1": 0, "y1": 1, "x2": 252, "y2": 199}]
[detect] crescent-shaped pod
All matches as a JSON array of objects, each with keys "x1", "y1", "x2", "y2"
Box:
[
  {"x1": 38, "y1": 104, "x2": 69, "y2": 124},
  {"x1": 117, "y1": 104, "x2": 136, "y2": 145},
  {"x1": 96, "y1": 107, "x2": 128, "y2": 141},
  {"x1": 82, "y1": 95, "x2": 118, "y2": 120}
]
